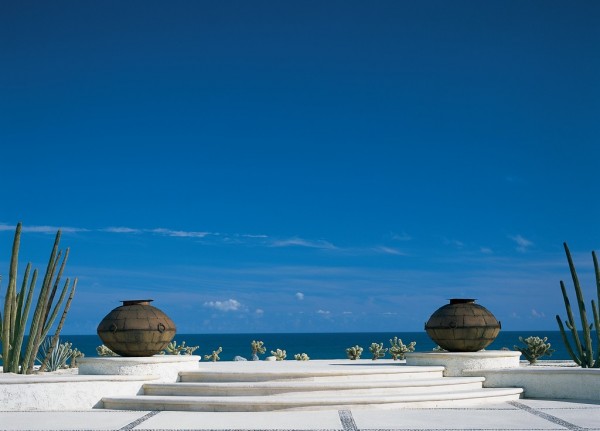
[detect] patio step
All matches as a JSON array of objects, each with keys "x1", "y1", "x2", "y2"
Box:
[{"x1": 101, "y1": 360, "x2": 523, "y2": 411}]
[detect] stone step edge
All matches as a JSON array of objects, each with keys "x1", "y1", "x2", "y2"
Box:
[
  {"x1": 181, "y1": 365, "x2": 444, "y2": 377},
  {"x1": 145, "y1": 376, "x2": 486, "y2": 391},
  {"x1": 103, "y1": 387, "x2": 524, "y2": 408}
]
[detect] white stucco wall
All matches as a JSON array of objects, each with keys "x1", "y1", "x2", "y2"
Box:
[
  {"x1": 0, "y1": 374, "x2": 154, "y2": 410},
  {"x1": 463, "y1": 366, "x2": 600, "y2": 402}
]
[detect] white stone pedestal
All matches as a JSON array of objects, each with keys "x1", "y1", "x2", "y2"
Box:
[
  {"x1": 78, "y1": 355, "x2": 200, "y2": 382},
  {"x1": 405, "y1": 351, "x2": 521, "y2": 376}
]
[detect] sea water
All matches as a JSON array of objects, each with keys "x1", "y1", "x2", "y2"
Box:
[{"x1": 60, "y1": 331, "x2": 577, "y2": 361}]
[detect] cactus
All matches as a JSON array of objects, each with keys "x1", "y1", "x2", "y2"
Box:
[
  {"x1": 389, "y1": 337, "x2": 416, "y2": 360},
  {"x1": 369, "y1": 342, "x2": 387, "y2": 360},
  {"x1": 96, "y1": 344, "x2": 118, "y2": 356},
  {"x1": 162, "y1": 340, "x2": 199, "y2": 355},
  {"x1": 555, "y1": 243, "x2": 600, "y2": 368},
  {"x1": 204, "y1": 347, "x2": 222, "y2": 362},
  {"x1": 271, "y1": 348, "x2": 286, "y2": 360},
  {"x1": 36, "y1": 338, "x2": 74, "y2": 372},
  {"x1": 1, "y1": 223, "x2": 78, "y2": 374},
  {"x1": 251, "y1": 340, "x2": 266, "y2": 360},
  {"x1": 69, "y1": 348, "x2": 84, "y2": 368},
  {"x1": 346, "y1": 345, "x2": 363, "y2": 360},
  {"x1": 294, "y1": 353, "x2": 309, "y2": 361},
  {"x1": 514, "y1": 336, "x2": 555, "y2": 364}
]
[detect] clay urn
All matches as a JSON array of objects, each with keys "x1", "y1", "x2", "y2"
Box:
[
  {"x1": 425, "y1": 298, "x2": 501, "y2": 352},
  {"x1": 97, "y1": 299, "x2": 176, "y2": 357}
]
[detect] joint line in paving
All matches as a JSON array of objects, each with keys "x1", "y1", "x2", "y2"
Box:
[
  {"x1": 134, "y1": 429, "x2": 341, "y2": 431},
  {"x1": 339, "y1": 409, "x2": 359, "y2": 431},
  {"x1": 118, "y1": 410, "x2": 160, "y2": 431},
  {"x1": 508, "y1": 401, "x2": 587, "y2": 431}
]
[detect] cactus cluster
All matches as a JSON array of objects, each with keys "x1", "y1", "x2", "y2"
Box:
[
  {"x1": 0, "y1": 223, "x2": 78, "y2": 374},
  {"x1": 36, "y1": 337, "x2": 83, "y2": 371},
  {"x1": 389, "y1": 337, "x2": 416, "y2": 360},
  {"x1": 346, "y1": 345, "x2": 363, "y2": 360},
  {"x1": 271, "y1": 348, "x2": 286, "y2": 361},
  {"x1": 96, "y1": 344, "x2": 117, "y2": 356},
  {"x1": 556, "y1": 243, "x2": 600, "y2": 368},
  {"x1": 70, "y1": 348, "x2": 84, "y2": 368},
  {"x1": 514, "y1": 336, "x2": 554, "y2": 364},
  {"x1": 251, "y1": 340, "x2": 266, "y2": 360},
  {"x1": 369, "y1": 342, "x2": 388, "y2": 360},
  {"x1": 204, "y1": 346, "x2": 222, "y2": 362},
  {"x1": 162, "y1": 340, "x2": 199, "y2": 355},
  {"x1": 294, "y1": 353, "x2": 309, "y2": 361}
]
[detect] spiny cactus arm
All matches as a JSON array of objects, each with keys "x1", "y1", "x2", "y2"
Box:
[
  {"x1": 556, "y1": 316, "x2": 582, "y2": 366},
  {"x1": 28, "y1": 272, "x2": 70, "y2": 374},
  {"x1": 3, "y1": 223, "x2": 21, "y2": 369},
  {"x1": 40, "y1": 279, "x2": 76, "y2": 372},
  {"x1": 593, "y1": 251, "x2": 600, "y2": 367},
  {"x1": 20, "y1": 271, "x2": 53, "y2": 374},
  {"x1": 31, "y1": 231, "x2": 61, "y2": 350},
  {"x1": 43, "y1": 248, "x2": 69, "y2": 326},
  {"x1": 40, "y1": 278, "x2": 71, "y2": 341},
  {"x1": 559, "y1": 281, "x2": 584, "y2": 358},
  {"x1": 33, "y1": 279, "x2": 71, "y2": 374},
  {"x1": 594, "y1": 251, "x2": 600, "y2": 312},
  {"x1": 564, "y1": 243, "x2": 593, "y2": 366},
  {"x1": 12, "y1": 264, "x2": 30, "y2": 343},
  {"x1": 9, "y1": 267, "x2": 37, "y2": 373},
  {"x1": 7, "y1": 265, "x2": 28, "y2": 371},
  {"x1": 592, "y1": 299, "x2": 600, "y2": 368},
  {"x1": 40, "y1": 249, "x2": 63, "y2": 330}
]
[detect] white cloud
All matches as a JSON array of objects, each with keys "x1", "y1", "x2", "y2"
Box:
[
  {"x1": 295, "y1": 292, "x2": 304, "y2": 300},
  {"x1": 373, "y1": 246, "x2": 405, "y2": 256},
  {"x1": 316, "y1": 309, "x2": 330, "y2": 315},
  {"x1": 103, "y1": 226, "x2": 141, "y2": 234},
  {"x1": 391, "y1": 232, "x2": 412, "y2": 241},
  {"x1": 343, "y1": 311, "x2": 353, "y2": 315},
  {"x1": 255, "y1": 308, "x2": 264, "y2": 316},
  {"x1": 480, "y1": 247, "x2": 493, "y2": 254},
  {"x1": 0, "y1": 223, "x2": 88, "y2": 233},
  {"x1": 443, "y1": 238, "x2": 464, "y2": 248},
  {"x1": 203, "y1": 299, "x2": 242, "y2": 311},
  {"x1": 510, "y1": 235, "x2": 533, "y2": 252},
  {"x1": 270, "y1": 237, "x2": 336, "y2": 250},
  {"x1": 151, "y1": 228, "x2": 211, "y2": 238},
  {"x1": 531, "y1": 309, "x2": 545, "y2": 318}
]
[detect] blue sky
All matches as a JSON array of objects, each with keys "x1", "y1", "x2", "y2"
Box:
[{"x1": 1, "y1": 1, "x2": 598, "y2": 335}]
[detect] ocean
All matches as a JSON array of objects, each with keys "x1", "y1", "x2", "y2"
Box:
[{"x1": 60, "y1": 331, "x2": 578, "y2": 361}]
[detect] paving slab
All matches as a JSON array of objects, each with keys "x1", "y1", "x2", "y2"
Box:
[
  {"x1": 0, "y1": 410, "x2": 149, "y2": 430},
  {"x1": 508, "y1": 400, "x2": 600, "y2": 430},
  {"x1": 136, "y1": 410, "x2": 343, "y2": 430},
  {"x1": 0, "y1": 401, "x2": 598, "y2": 431},
  {"x1": 352, "y1": 404, "x2": 560, "y2": 430}
]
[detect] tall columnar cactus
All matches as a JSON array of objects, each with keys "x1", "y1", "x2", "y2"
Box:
[
  {"x1": 0, "y1": 223, "x2": 77, "y2": 374},
  {"x1": 555, "y1": 243, "x2": 600, "y2": 368}
]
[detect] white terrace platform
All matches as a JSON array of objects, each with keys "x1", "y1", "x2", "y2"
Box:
[{"x1": 1, "y1": 351, "x2": 598, "y2": 414}]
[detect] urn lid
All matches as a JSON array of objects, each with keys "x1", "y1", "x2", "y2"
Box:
[
  {"x1": 448, "y1": 298, "x2": 475, "y2": 304},
  {"x1": 121, "y1": 299, "x2": 153, "y2": 306}
]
